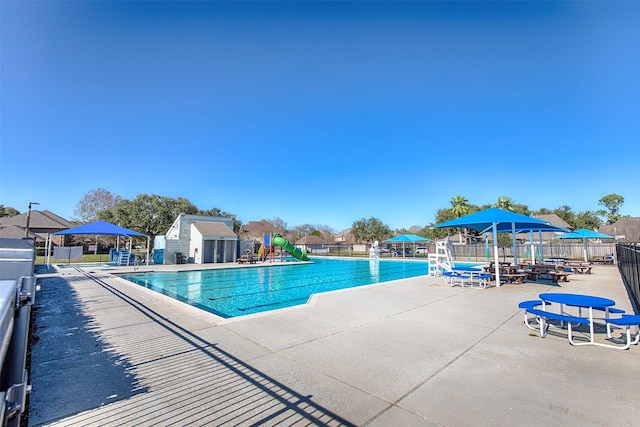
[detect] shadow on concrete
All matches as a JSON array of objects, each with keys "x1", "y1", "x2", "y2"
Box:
[
  {"x1": 30, "y1": 267, "x2": 356, "y2": 426},
  {"x1": 86, "y1": 271, "x2": 356, "y2": 426},
  {"x1": 28, "y1": 272, "x2": 148, "y2": 425}
]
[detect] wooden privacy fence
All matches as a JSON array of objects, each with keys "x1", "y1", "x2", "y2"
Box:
[
  {"x1": 448, "y1": 242, "x2": 617, "y2": 262},
  {"x1": 314, "y1": 242, "x2": 617, "y2": 262}
]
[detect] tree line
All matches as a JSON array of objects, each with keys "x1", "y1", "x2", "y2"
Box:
[
  {"x1": 0, "y1": 190, "x2": 627, "y2": 247},
  {"x1": 350, "y1": 194, "x2": 627, "y2": 244}
]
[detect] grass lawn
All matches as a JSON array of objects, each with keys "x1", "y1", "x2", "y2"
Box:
[{"x1": 36, "y1": 250, "x2": 147, "y2": 265}]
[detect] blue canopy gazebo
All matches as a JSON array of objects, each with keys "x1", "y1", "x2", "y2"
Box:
[
  {"x1": 384, "y1": 234, "x2": 430, "y2": 258},
  {"x1": 434, "y1": 208, "x2": 567, "y2": 285},
  {"x1": 557, "y1": 228, "x2": 614, "y2": 262},
  {"x1": 51, "y1": 220, "x2": 149, "y2": 266}
]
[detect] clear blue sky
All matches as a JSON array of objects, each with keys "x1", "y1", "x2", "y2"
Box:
[{"x1": 2, "y1": 1, "x2": 638, "y2": 231}]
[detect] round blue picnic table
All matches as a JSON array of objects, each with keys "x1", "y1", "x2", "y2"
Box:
[
  {"x1": 539, "y1": 293, "x2": 615, "y2": 309},
  {"x1": 539, "y1": 293, "x2": 616, "y2": 346}
]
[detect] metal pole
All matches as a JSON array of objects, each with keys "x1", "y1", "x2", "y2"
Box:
[
  {"x1": 24, "y1": 202, "x2": 39, "y2": 238},
  {"x1": 46, "y1": 234, "x2": 52, "y2": 267},
  {"x1": 511, "y1": 222, "x2": 517, "y2": 265},
  {"x1": 493, "y1": 223, "x2": 500, "y2": 286}
]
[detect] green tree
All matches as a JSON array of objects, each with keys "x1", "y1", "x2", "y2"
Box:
[
  {"x1": 496, "y1": 233, "x2": 513, "y2": 250},
  {"x1": 432, "y1": 200, "x2": 482, "y2": 241},
  {"x1": 598, "y1": 194, "x2": 624, "y2": 224},
  {"x1": 351, "y1": 217, "x2": 392, "y2": 243},
  {"x1": 420, "y1": 223, "x2": 449, "y2": 240},
  {"x1": 553, "y1": 205, "x2": 576, "y2": 228},
  {"x1": 450, "y1": 195, "x2": 471, "y2": 218},
  {"x1": 73, "y1": 188, "x2": 122, "y2": 222},
  {"x1": 433, "y1": 207, "x2": 456, "y2": 225},
  {"x1": 511, "y1": 203, "x2": 531, "y2": 216},
  {"x1": 494, "y1": 196, "x2": 515, "y2": 211},
  {"x1": 351, "y1": 219, "x2": 368, "y2": 243},
  {"x1": 534, "y1": 207, "x2": 553, "y2": 215},
  {"x1": 108, "y1": 194, "x2": 198, "y2": 247},
  {"x1": 573, "y1": 211, "x2": 602, "y2": 230},
  {"x1": 430, "y1": 208, "x2": 454, "y2": 240},
  {"x1": 0, "y1": 205, "x2": 20, "y2": 217},
  {"x1": 450, "y1": 195, "x2": 471, "y2": 243},
  {"x1": 96, "y1": 208, "x2": 116, "y2": 223}
]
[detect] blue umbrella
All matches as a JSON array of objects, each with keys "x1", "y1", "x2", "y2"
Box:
[
  {"x1": 435, "y1": 208, "x2": 560, "y2": 234},
  {"x1": 558, "y1": 228, "x2": 614, "y2": 261},
  {"x1": 384, "y1": 234, "x2": 429, "y2": 242},
  {"x1": 54, "y1": 220, "x2": 147, "y2": 237},
  {"x1": 53, "y1": 220, "x2": 149, "y2": 266},
  {"x1": 434, "y1": 208, "x2": 567, "y2": 285},
  {"x1": 384, "y1": 234, "x2": 429, "y2": 258}
]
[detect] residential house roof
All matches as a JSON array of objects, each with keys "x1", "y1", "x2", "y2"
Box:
[
  {"x1": 334, "y1": 228, "x2": 355, "y2": 244},
  {"x1": 242, "y1": 220, "x2": 276, "y2": 234},
  {"x1": 0, "y1": 224, "x2": 41, "y2": 240},
  {"x1": 0, "y1": 210, "x2": 76, "y2": 243},
  {"x1": 600, "y1": 217, "x2": 640, "y2": 242},
  {"x1": 240, "y1": 220, "x2": 278, "y2": 240},
  {"x1": 296, "y1": 235, "x2": 327, "y2": 245},
  {"x1": 192, "y1": 222, "x2": 238, "y2": 238},
  {"x1": 508, "y1": 213, "x2": 571, "y2": 242},
  {"x1": 535, "y1": 214, "x2": 571, "y2": 230},
  {"x1": 0, "y1": 210, "x2": 74, "y2": 230}
]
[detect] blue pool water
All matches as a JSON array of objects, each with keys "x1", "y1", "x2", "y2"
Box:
[{"x1": 118, "y1": 258, "x2": 450, "y2": 318}]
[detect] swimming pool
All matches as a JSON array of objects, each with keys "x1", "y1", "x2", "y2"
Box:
[{"x1": 118, "y1": 258, "x2": 444, "y2": 318}]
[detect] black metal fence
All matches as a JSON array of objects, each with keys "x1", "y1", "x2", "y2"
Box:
[{"x1": 616, "y1": 243, "x2": 640, "y2": 312}]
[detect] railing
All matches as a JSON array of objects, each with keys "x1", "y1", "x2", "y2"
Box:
[
  {"x1": 616, "y1": 243, "x2": 640, "y2": 312},
  {"x1": 0, "y1": 276, "x2": 36, "y2": 427},
  {"x1": 0, "y1": 238, "x2": 36, "y2": 427}
]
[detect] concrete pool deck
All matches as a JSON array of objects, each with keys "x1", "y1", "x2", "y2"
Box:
[{"x1": 29, "y1": 260, "x2": 640, "y2": 426}]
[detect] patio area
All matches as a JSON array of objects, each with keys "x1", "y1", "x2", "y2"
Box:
[{"x1": 29, "y1": 262, "x2": 640, "y2": 426}]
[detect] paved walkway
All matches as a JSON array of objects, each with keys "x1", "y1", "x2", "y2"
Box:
[{"x1": 29, "y1": 261, "x2": 640, "y2": 426}]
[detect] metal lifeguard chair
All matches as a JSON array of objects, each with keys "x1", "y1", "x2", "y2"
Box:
[{"x1": 428, "y1": 238, "x2": 454, "y2": 277}]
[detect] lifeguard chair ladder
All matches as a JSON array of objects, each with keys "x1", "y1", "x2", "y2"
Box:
[{"x1": 428, "y1": 239, "x2": 454, "y2": 277}]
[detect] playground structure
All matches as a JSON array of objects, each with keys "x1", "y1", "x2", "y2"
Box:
[
  {"x1": 258, "y1": 233, "x2": 309, "y2": 262},
  {"x1": 428, "y1": 239, "x2": 455, "y2": 277}
]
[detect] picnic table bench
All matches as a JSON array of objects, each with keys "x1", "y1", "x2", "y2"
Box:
[
  {"x1": 237, "y1": 255, "x2": 257, "y2": 264},
  {"x1": 524, "y1": 307, "x2": 590, "y2": 344},
  {"x1": 485, "y1": 264, "x2": 528, "y2": 284},
  {"x1": 562, "y1": 261, "x2": 592, "y2": 274},
  {"x1": 589, "y1": 255, "x2": 614, "y2": 265},
  {"x1": 526, "y1": 265, "x2": 570, "y2": 283},
  {"x1": 501, "y1": 273, "x2": 527, "y2": 284},
  {"x1": 548, "y1": 270, "x2": 571, "y2": 282}
]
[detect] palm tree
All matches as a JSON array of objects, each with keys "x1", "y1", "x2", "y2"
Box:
[
  {"x1": 495, "y1": 196, "x2": 515, "y2": 211},
  {"x1": 450, "y1": 195, "x2": 471, "y2": 244}
]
